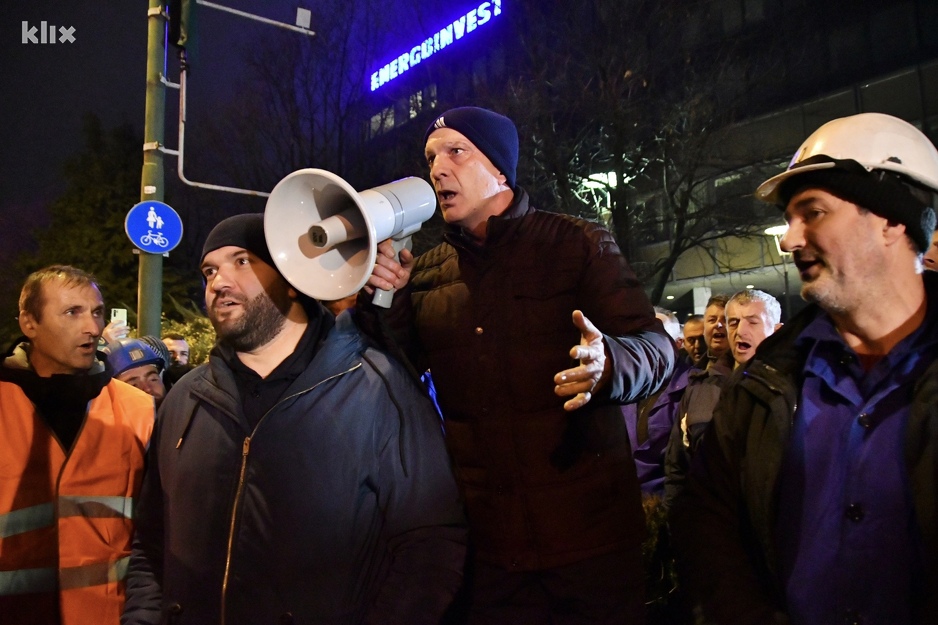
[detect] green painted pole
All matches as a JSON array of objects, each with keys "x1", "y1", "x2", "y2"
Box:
[{"x1": 138, "y1": 0, "x2": 167, "y2": 338}]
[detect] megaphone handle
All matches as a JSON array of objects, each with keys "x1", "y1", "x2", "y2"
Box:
[
  {"x1": 373, "y1": 287, "x2": 394, "y2": 308},
  {"x1": 372, "y1": 237, "x2": 412, "y2": 309}
]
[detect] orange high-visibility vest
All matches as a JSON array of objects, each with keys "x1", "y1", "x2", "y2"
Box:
[{"x1": 0, "y1": 378, "x2": 154, "y2": 625}]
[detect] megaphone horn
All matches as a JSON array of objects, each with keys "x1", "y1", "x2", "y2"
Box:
[{"x1": 264, "y1": 169, "x2": 436, "y2": 308}]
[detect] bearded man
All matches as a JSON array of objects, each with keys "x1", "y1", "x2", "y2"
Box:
[{"x1": 122, "y1": 214, "x2": 466, "y2": 625}]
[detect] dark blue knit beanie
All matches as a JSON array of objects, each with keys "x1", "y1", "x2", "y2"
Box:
[
  {"x1": 200, "y1": 213, "x2": 274, "y2": 268},
  {"x1": 425, "y1": 106, "x2": 519, "y2": 189}
]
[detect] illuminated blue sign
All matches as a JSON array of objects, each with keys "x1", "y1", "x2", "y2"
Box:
[
  {"x1": 370, "y1": 0, "x2": 502, "y2": 92},
  {"x1": 125, "y1": 201, "x2": 183, "y2": 254}
]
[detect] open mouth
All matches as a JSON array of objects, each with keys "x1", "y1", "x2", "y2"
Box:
[
  {"x1": 794, "y1": 253, "x2": 822, "y2": 279},
  {"x1": 736, "y1": 340, "x2": 752, "y2": 352},
  {"x1": 438, "y1": 190, "x2": 457, "y2": 202},
  {"x1": 213, "y1": 298, "x2": 242, "y2": 312}
]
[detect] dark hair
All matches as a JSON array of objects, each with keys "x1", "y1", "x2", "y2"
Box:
[
  {"x1": 706, "y1": 294, "x2": 730, "y2": 309},
  {"x1": 778, "y1": 157, "x2": 936, "y2": 253},
  {"x1": 19, "y1": 265, "x2": 99, "y2": 322},
  {"x1": 163, "y1": 332, "x2": 187, "y2": 341}
]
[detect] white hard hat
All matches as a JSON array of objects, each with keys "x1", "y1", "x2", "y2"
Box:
[{"x1": 756, "y1": 113, "x2": 938, "y2": 204}]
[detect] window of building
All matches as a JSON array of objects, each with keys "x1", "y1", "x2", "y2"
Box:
[
  {"x1": 408, "y1": 91, "x2": 423, "y2": 119},
  {"x1": 409, "y1": 91, "x2": 423, "y2": 120},
  {"x1": 409, "y1": 84, "x2": 438, "y2": 119},
  {"x1": 369, "y1": 106, "x2": 395, "y2": 139},
  {"x1": 860, "y1": 68, "x2": 923, "y2": 121},
  {"x1": 803, "y1": 90, "x2": 857, "y2": 132},
  {"x1": 395, "y1": 97, "x2": 409, "y2": 126}
]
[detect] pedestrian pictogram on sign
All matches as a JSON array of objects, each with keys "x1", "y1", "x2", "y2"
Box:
[{"x1": 126, "y1": 201, "x2": 183, "y2": 254}]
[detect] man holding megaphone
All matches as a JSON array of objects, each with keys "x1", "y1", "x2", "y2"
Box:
[{"x1": 366, "y1": 106, "x2": 675, "y2": 624}]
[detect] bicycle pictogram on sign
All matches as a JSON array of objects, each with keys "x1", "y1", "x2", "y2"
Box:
[{"x1": 126, "y1": 201, "x2": 183, "y2": 254}]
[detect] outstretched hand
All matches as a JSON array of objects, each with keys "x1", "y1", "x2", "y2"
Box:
[
  {"x1": 553, "y1": 310, "x2": 611, "y2": 411},
  {"x1": 364, "y1": 238, "x2": 414, "y2": 295}
]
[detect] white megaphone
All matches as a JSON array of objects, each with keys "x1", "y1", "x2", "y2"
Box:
[{"x1": 264, "y1": 168, "x2": 436, "y2": 308}]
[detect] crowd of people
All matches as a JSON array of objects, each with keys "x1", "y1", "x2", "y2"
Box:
[{"x1": 1, "y1": 107, "x2": 937, "y2": 625}]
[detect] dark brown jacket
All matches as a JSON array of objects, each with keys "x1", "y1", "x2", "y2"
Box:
[{"x1": 386, "y1": 189, "x2": 674, "y2": 570}]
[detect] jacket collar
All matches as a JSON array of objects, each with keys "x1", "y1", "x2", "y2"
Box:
[
  {"x1": 443, "y1": 187, "x2": 533, "y2": 250},
  {"x1": 1, "y1": 338, "x2": 108, "y2": 377},
  {"x1": 745, "y1": 303, "x2": 823, "y2": 380},
  {"x1": 191, "y1": 307, "x2": 363, "y2": 422},
  {"x1": 753, "y1": 270, "x2": 938, "y2": 377},
  {"x1": 0, "y1": 339, "x2": 113, "y2": 415}
]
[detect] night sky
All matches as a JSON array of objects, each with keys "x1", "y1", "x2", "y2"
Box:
[
  {"x1": 0, "y1": 0, "x2": 311, "y2": 263},
  {"x1": 0, "y1": 0, "x2": 460, "y2": 290},
  {"x1": 1, "y1": 2, "x2": 145, "y2": 244}
]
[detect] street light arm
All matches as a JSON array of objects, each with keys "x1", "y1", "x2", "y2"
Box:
[
  {"x1": 196, "y1": 0, "x2": 316, "y2": 37},
  {"x1": 174, "y1": 56, "x2": 271, "y2": 197}
]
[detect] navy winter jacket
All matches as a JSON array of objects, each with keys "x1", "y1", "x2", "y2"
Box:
[{"x1": 122, "y1": 311, "x2": 467, "y2": 625}]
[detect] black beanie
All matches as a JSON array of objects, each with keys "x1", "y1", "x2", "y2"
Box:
[
  {"x1": 777, "y1": 157, "x2": 937, "y2": 254},
  {"x1": 200, "y1": 213, "x2": 275, "y2": 268},
  {"x1": 425, "y1": 106, "x2": 519, "y2": 189}
]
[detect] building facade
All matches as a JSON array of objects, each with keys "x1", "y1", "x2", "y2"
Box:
[{"x1": 356, "y1": 0, "x2": 938, "y2": 320}]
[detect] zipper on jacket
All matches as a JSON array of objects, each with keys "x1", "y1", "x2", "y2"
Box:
[
  {"x1": 220, "y1": 436, "x2": 251, "y2": 624},
  {"x1": 218, "y1": 362, "x2": 361, "y2": 624}
]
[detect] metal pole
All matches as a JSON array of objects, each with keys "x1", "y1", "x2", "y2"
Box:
[
  {"x1": 782, "y1": 254, "x2": 792, "y2": 322},
  {"x1": 138, "y1": 1, "x2": 167, "y2": 337},
  {"x1": 196, "y1": 0, "x2": 316, "y2": 36}
]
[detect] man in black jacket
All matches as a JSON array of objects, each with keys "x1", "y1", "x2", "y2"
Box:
[
  {"x1": 671, "y1": 113, "x2": 938, "y2": 625},
  {"x1": 123, "y1": 214, "x2": 466, "y2": 625},
  {"x1": 367, "y1": 107, "x2": 673, "y2": 624}
]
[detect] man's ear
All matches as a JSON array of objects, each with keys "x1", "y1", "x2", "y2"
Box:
[
  {"x1": 19, "y1": 312, "x2": 37, "y2": 338},
  {"x1": 774, "y1": 322, "x2": 783, "y2": 332},
  {"x1": 882, "y1": 219, "x2": 907, "y2": 246}
]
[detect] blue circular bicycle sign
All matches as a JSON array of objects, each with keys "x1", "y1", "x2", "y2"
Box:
[{"x1": 126, "y1": 201, "x2": 183, "y2": 253}]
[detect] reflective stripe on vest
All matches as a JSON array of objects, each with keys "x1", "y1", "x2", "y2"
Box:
[
  {"x1": 0, "y1": 496, "x2": 134, "y2": 539},
  {"x1": 0, "y1": 556, "x2": 130, "y2": 596},
  {"x1": 58, "y1": 495, "x2": 135, "y2": 520},
  {"x1": 0, "y1": 566, "x2": 56, "y2": 596},
  {"x1": 0, "y1": 502, "x2": 53, "y2": 538}
]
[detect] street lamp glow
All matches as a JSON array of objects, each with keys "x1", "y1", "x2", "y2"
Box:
[{"x1": 764, "y1": 224, "x2": 791, "y2": 257}]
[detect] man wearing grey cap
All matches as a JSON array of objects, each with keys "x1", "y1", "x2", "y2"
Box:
[
  {"x1": 122, "y1": 214, "x2": 467, "y2": 625},
  {"x1": 367, "y1": 106, "x2": 674, "y2": 623},
  {"x1": 670, "y1": 113, "x2": 938, "y2": 624}
]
